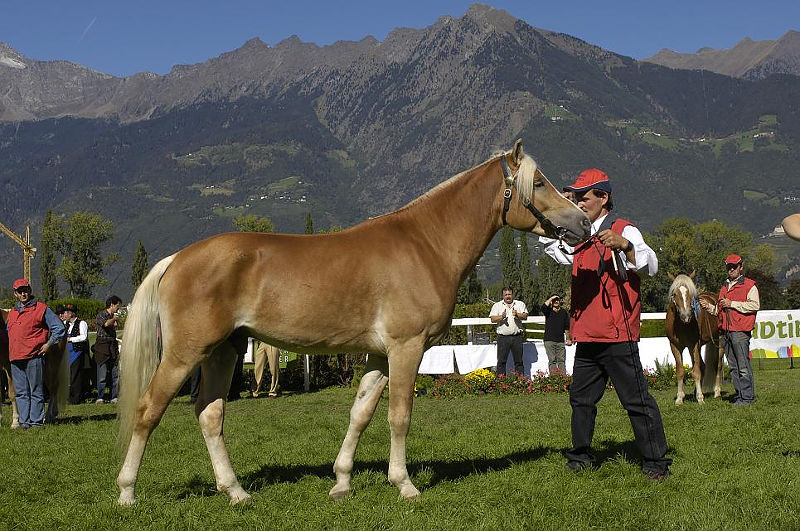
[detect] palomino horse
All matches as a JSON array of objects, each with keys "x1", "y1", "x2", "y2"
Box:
[
  {"x1": 665, "y1": 273, "x2": 723, "y2": 404},
  {"x1": 116, "y1": 139, "x2": 591, "y2": 506},
  {"x1": 0, "y1": 309, "x2": 69, "y2": 427}
]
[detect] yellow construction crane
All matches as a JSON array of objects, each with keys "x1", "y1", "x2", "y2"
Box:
[{"x1": 0, "y1": 221, "x2": 36, "y2": 281}]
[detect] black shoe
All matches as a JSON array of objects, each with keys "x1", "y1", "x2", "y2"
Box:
[{"x1": 643, "y1": 468, "x2": 671, "y2": 481}]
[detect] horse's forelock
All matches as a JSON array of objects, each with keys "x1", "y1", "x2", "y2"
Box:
[
  {"x1": 514, "y1": 154, "x2": 538, "y2": 206},
  {"x1": 668, "y1": 274, "x2": 698, "y2": 302}
]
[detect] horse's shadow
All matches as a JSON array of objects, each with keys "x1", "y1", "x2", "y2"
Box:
[
  {"x1": 50, "y1": 412, "x2": 118, "y2": 425},
  {"x1": 176, "y1": 445, "x2": 555, "y2": 500}
]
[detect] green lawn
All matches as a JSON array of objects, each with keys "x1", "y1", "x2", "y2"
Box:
[{"x1": 1, "y1": 368, "x2": 798, "y2": 530}]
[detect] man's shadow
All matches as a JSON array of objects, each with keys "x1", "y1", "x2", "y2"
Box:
[{"x1": 176, "y1": 445, "x2": 556, "y2": 499}]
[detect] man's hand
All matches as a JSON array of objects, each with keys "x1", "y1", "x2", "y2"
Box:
[
  {"x1": 38, "y1": 343, "x2": 50, "y2": 356},
  {"x1": 597, "y1": 229, "x2": 627, "y2": 251},
  {"x1": 719, "y1": 298, "x2": 733, "y2": 309}
]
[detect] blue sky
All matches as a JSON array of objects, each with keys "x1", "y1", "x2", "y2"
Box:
[{"x1": 2, "y1": 1, "x2": 798, "y2": 77}]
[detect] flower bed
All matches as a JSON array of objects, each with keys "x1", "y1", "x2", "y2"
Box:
[{"x1": 417, "y1": 368, "x2": 572, "y2": 398}]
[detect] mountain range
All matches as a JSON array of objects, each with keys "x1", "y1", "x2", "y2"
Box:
[
  {"x1": 1, "y1": 4, "x2": 799, "y2": 299},
  {"x1": 645, "y1": 31, "x2": 800, "y2": 79}
]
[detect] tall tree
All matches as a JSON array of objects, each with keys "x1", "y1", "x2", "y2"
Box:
[
  {"x1": 304, "y1": 213, "x2": 314, "y2": 235},
  {"x1": 232, "y1": 213, "x2": 274, "y2": 233},
  {"x1": 131, "y1": 240, "x2": 149, "y2": 291},
  {"x1": 457, "y1": 267, "x2": 483, "y2": 304},
  {"x1": 499, "y1": 226, "x2": 519, "y2": 294},
  {"x1": 532, "y1": 251, "x2": 571, "y2": 311},
  {"x1": 646, "y1": 217, "x2": 780, "y2": 311},
  {"x1": 56, "y1": 212, "x2": 119, "y2": 298},
  {"x1": 39, "y1": 209, "x2": 59, "y2": 301}
]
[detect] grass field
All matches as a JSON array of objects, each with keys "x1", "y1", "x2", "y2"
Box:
[{"x1": 1, "y1": 368, "x2": 799, "y2": 530}]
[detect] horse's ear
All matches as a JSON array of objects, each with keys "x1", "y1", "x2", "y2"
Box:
[
  {"x1": 689, "y1": 269, "x2": 696, "y2": 280},
  {"x1": 667, "y1": 272, "x2": 676, "y2": 282},
  {"x1": 512, "y1": 139, "x2": 524, "y2": 165}
]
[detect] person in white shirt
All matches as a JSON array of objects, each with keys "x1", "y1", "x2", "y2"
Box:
[
  {"x1": 539, "y1": 168, "x2": 671, "y2": 481},
  {"x1": 489, "y1": 287, "x2": 528, "y2": 375},
  {"x1": 64, "y1": 303, "x2": 89, "y2": 404}
]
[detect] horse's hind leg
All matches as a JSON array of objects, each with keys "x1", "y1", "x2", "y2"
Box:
[
  {"x1": 691, "y1": 343, "x2": 704, "y2": 404},
  {"x1": 670, "y1": 344, "x2": 685, "y2": 405},
  {"x1": 1, "y1": 364, "x2": 20, "y2": 429},
  {"x1": 714, "y1": 342, "x2": 724, "y2": 398},
  {"x1": 116, "y1": 354, "x2": 197, "y2": 506},
  {"x1": 195, "y1": 340, "x2": 252, "y2": 505},
  {"x1": 329, "y1": 355, "x2": 389, "y2": 500}
]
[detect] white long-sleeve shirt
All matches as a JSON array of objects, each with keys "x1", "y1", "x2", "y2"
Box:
[
  {"x1": 67, "y1": 319, "x2": 89, "y2": 343},
  {"x1": 539, "y1": 213, "x2": 658, "y2": 277}
]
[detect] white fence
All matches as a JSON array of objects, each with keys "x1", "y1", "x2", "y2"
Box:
[{"x1": 420, "y1": 313, "x2": 677, "y2": 376}]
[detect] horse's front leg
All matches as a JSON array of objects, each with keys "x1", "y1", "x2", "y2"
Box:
[
  {"x1": 329, "y1": 355, "x2": 389, "y2": 500},
  {"x1": 691, "y1": 343, "x2": 704, "y2": 404},
  {"x1": 670, "y1": 344, "x2": 685, "y2": 405},
  {"x1": 386, "y1": 344, "x2": 424, "y2": 500},
  {"x1": 714, "y1": 343, "x2": 724, "y2": 398}
]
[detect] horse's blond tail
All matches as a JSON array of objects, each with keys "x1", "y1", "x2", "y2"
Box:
[{"x1": 117, "y1": 254, "x2": 175, "y2": 456}]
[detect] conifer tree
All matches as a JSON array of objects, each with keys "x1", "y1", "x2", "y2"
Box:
[{"x1": 131, "y1": 240, "x2": 149, "y2": 291}]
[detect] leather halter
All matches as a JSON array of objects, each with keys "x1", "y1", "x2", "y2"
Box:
[{"x1": 500, "y1": 155, "x2": 567, "y2": 241}]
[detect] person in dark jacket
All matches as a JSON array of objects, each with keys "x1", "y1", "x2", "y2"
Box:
[
  {"x1": 541, "y1": 295, "x2": 571, "y2": 373},
  {"x1": 6, "y1": 278, "x2": 66, "y2": 428},
  {"x1": 95, "y1": 295, "x2": 122, "y2": 404}
]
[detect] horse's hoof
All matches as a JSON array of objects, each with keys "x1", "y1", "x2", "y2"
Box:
[
  {"x1": 329, "y1": 485, "x2": 351, "y2": 501},
  {"x1": 674, "y1": 399, "x2": 683, "y2": 406},
  {"x1": 118, "y1": 491, "x2": 136, "y2": 506},
  {"x1": 228, "y1": 489, "x2": 253, "y2": 506},
  {"x1": 399, "y1": 484, "x2": 421, "y2": 500}
]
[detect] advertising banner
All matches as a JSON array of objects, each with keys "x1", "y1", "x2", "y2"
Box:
[{"x1": 750, "y1": 309, "x2": 800, "y2": 358}]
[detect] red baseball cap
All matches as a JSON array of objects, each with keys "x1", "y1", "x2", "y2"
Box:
[
  {"x1": 565, "y1": 169, "x2": 612, "y2": 193},
  {"x1": 12, "y1": 278, "x2": 31, "y2": 290},
  {"x1": 725, "y1": 254, "x2": 743, "y2": 265}
]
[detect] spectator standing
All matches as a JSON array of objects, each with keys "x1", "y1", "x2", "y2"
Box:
[
  {"x1": 6, "y1": 278, "x2": 65, "y2": 428},
  {"x1": 251, "y1": 341, "x2": 281, "y2": 398},
  {"x1": 64, "y1": 303, "x2": 89, "y2": 404},
  {"x1": 540, "y1": 168, "x2": 671, "y2": 480},
  {"x1": 95, "y1": 296, "x2": 122, "y2": 404},
  {"x1": 700, "y1": 254, "x2": 760, "y2": 405},
  {"x1": 489, "y1": 286, "x2": 529, "y2": 375},
  {"x1": 541, "y1": 295, "x2": 572, "y2": 373}
]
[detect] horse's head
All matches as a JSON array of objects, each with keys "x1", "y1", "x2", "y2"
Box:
[
  {"x1": 501, "y1": 140, "x2": 590, "y2": 245},
  {"x1": 667, "y1": 272, "x2": 698, "y2": 324}
]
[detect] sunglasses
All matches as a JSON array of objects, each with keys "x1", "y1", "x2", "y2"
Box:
[
  {"x1": 726, "y1": 263, "x2": 742, "y2": 270},
  {"x1": 14, "y1": 288, "x2": 31, "y2": 294}
]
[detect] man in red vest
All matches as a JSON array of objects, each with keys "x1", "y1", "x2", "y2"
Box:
[
  {"x1": 540, "y1": 169, "x2": 671, "y2": 480},
  {"x1": 6, "y1": 278, "x2": 66, "y2": 428},
  {"x1": 700, "y1": 254, "x2": 759, "y2": 405}
]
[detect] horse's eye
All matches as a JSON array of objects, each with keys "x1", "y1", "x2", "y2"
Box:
[{"x1": 534, "y1": 179, "x2": 545, "y2": 188}]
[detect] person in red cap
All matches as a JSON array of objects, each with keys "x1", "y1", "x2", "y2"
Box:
[
  {"x1": 6, "y1": 278, "x2": 66, "y2": 428},
  {"x1": 699, "y1": 254, "x2": 759, "y2": 405},
  {"x1": 539, "y1": 168, "x2": 671, "y2": 480}
]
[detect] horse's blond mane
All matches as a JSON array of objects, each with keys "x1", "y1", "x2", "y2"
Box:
[
  {"x1": 668, "y1": 274, "x2": 698, "y2": 301},
  {"x1": 396, "y1": 149, "x2": 539, "y2": 214}
]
